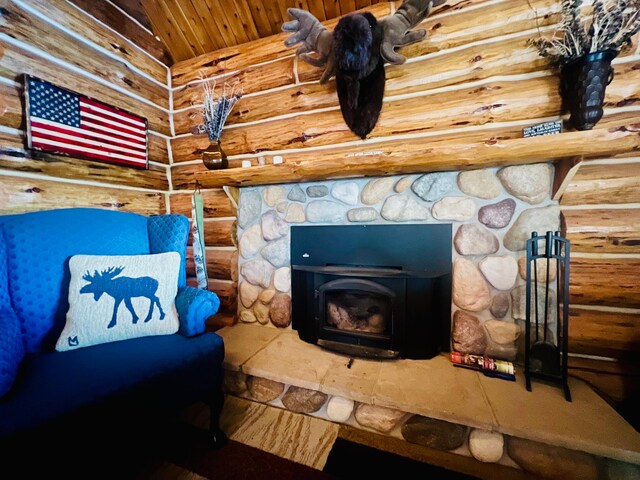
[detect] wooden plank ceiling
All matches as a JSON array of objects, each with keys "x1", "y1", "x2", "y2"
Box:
[{"x1": 120, "y1": 0, "x2": 384, "y2": 64}]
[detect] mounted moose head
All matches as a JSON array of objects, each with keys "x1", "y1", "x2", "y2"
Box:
[{"x1": 282, "y1": 0, "x2": 446, "y2": 139}]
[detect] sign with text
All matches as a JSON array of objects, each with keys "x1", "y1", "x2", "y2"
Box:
[{"x1": 523, "y1": 120, "x2": 563, "y2": 138}]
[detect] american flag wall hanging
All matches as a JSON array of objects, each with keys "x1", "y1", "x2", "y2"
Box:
[{"x1": 25, "y1": 75, "x2": 148, "y2": 169}]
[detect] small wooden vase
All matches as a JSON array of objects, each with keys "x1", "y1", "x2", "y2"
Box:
[{"x1": 202, "y1": 139, "x2": 228, "y2": 170}]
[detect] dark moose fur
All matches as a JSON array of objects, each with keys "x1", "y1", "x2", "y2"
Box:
[{"x1": 334, "y1": 13, "x2": 385, "y2": 139}]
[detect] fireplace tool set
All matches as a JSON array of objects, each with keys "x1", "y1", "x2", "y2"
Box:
[{"x1": 525, "y1": 231, "x2": 571, "y2": 401}]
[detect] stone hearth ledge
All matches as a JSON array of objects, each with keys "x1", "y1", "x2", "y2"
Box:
[{"x1": 216, "y1": 323, "x2": 640, "y2": 465}]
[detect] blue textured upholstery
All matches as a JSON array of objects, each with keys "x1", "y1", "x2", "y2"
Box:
[
  {"x1": 0, "y1": 309, "x2": 24, "y2": 397},
  {"x1": 0, "y1": 231, "x2": 25, "y2": 397},
  {"x1": 176, "y1": 286, "x2": 221, "y2": 336},
  {"x1": 0, "y1": 209, "x2": 150, "y2": 352},
  {"x1": 0, "y1": 333, "x2": 223, "y2": 438},
  {"x1": 148, "y1": 214, "x2": 190, "y2": 288},
  {"x1": 0, "y1": 230, "x2": 11, "y2": 310}
]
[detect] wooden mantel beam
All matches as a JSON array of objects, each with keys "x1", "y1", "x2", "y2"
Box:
[{"x1": 195, "y1": 119, "x2": 640, "y2": 188}]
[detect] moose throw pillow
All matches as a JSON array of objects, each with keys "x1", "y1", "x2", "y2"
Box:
[{"x1": 55, "y1": 252, "x2": 181, "y2": 352}]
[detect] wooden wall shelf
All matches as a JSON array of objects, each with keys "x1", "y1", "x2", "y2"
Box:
[{"x1": 195, "y1": 119, "x2": 640, "y2": 188}]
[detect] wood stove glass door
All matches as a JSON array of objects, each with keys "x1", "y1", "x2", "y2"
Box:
[{"x1": 317, "y1": 278, "x2": 395, "y2": 347}]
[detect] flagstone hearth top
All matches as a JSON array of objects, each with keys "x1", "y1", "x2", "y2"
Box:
[{"x1": 216, "y1": 323, "x2": 640, "y2": 465}]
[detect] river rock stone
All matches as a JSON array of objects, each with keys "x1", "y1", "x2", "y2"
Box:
[
  {"x1": 452, "y1": 310, "x2": 487, "y2": 354},
  {"x1": 247, "y1": 376, "x2": 285, "y2": 403},
  {"x1": 261, "y1": 237, "x2": 289, "y2": 268},
  {"x1": 484, "y1": 320, "x2": 521, "y2": 345},
  {"x1": 274, "y1": 267, "x2": 291, "y2": 292},
  {"x1": 469, "y1": 429, "x2": 504, "y2": 463},
  {"x1": 240, "y1": 281, "x2": 260, "y2": 308},
  {"x1": 381, "y1": 195, "x2": 430, "y2": 222},
  {"x1": 453, "y1": 258, "x2": 491, "y2": 312},
  {"x1": 517, "y1": 256, "x2": 557, "y2": 281},
  {"x1": 479, "y1": 255, "x2": 518, "y2": 290},
  {"x1": 395, "y1": 176, "x2": 415, "y2": 193},
  {"x1": 253, "y1": 301, "x2": 270, "y2": 325},
  {"x1": 270, "y1": 293, "x2": 291, "y2": 328},
  {"x1": 504, "y1": 206, "x2": 560, "y2": 251},
  {"x1": 239, "y1": 224, "x2": 266, "y2": 259},
  {"x1": 259, "y1": 288, "x2": 276, "y2": 303},
  {"x1": 264, "y1": 186, "x2": 286, "y2": 207},
  {"x1": 327, "y1": 396, "x2": 355, "y2": 423},
  {"x1": 498, "y1": 163, "x2": 552, "y2": 205},
  {"x1": 241, "y1": 259, "x2": 273, "y2": 288},
  {"x1": 478, "y1": 198, "x2": 516, "y2": 229},
  {"x1": 454, "y1": 224, "x2": 499, "y2": 256},
  {"x1": 331, "y1": 182, "x2": 359, "y2": 205},
  {"x1": 507, "y1": 436, "x2": 598, "y2": 480},
  {"x1": 490, "y1": 293, "x2": 510, "y2": 318},
  {"x1": 281, "y1": 386, "x2": 328, "y2": 413},
  {"x1": 276, "y1": 202, "x2": 288, "y2": 213},
  {"x1": 511, "y1": 285, "x2": 556, "y2": 322},
  {"x1": 239, "y1": 309, "x2": 257, "y2": 323},
  {"x1": 401, "y1": 415, "x2": 468, "y2": 450},
  {"x1": 306, "y1": 200, "x2": 346, "y2": 223},
  {"x1": 411, "y1": 172, "x2": 455, "y2": 202},
  {"x1": 223, "y1": 370, "x2": 248, "y2": 395},
  {"x1": 354, "y1": 404, "x2": 406, "y2": 433},
  {"x1": 431, "y1": 196, "x2": 476, "y2": 221},
  {"x1": 602, "y1": 458, "x2": 640, "y2": 480},
  {"x1": 457, "y1": 169, "x2": 502, "y2": 199},
  {"x1": 261, "y1": 210, "x2": 289, "y2": 241},
  {"x1": 238, "y1": 190, "x2": 262, "y2": 228},
  {"x1": 307, "y1": 185, "x2": 329, "y2": 198},
  {"x1": 288, "y1": 184, "x2": 306, "y2": 202},
  {"x1": 285, "y1": 203, "x2": 305, "y2": 223},
  {"x1": 347, "y1": 207, "x2": 379, "y2": 222},
  {"x1": 485, "y1": 341, "x2": 518, "y2": 361},
  {"x1": 362, "y1": 178, "x2": 395, "y2": 205}
]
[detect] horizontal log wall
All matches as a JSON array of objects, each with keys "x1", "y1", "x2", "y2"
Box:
[
  {"x1": 169, "y1": 0, "x2": 640, "y2": 395},
  {"x1": 0, "y1": 0, "x2": 171, "y2": 216}
]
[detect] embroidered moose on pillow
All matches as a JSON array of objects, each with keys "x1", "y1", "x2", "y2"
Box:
[{"x1": 80, "y1": 266, "x2": 166, "y2": 329}]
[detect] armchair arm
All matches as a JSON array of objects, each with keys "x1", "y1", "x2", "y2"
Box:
[{"x1": 175, "y1": 286, "x2": 221, "y2": 337}]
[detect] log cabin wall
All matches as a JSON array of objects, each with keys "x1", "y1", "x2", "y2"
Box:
[
  {"x1": 168, "y1": 0, "x2": 640, "y2": 412},
  {"x1": 0, "y1": 0, "x2": 171, "y2": 216}
]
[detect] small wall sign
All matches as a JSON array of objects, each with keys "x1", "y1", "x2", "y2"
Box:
[{"x1": 523, "y1": 120, "x2": 563, "y2": 138}]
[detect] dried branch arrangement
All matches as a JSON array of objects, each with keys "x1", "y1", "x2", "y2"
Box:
[
  {"x1": 529, "y1": 0, "x2": 640, "y2": 64},
  {"x1": 201, "y1": 79, "x2": 243, "y2": 141}
]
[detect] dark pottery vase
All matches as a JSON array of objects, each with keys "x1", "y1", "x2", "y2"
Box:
[
  {"x1": 560, "y1": 49, "x2": 618, "y2": 131},
  {"x1": 202, "y1": 139, "x2": 228, "y2": 170}
]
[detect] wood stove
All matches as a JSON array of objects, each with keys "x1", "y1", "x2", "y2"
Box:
[{"x1": 291, "y1": 224, "x2": 452, "y2": 359}]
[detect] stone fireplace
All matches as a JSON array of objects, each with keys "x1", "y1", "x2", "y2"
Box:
[
  {"x1": 236, "y1": 163, "x2": 561, "y2": 363},
  {"x1": 290, "y1": 224, "x2": 452, "y2": 359}
]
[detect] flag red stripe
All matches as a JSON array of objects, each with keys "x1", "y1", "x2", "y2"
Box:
[
  {"x1": 32, "y1": 129, "x2": 147, "y2": 160},
  {"x1": 31, "y1": 121, "x2": 147, "y2": 155},
  {"x1": 80, "y1": 112, "x2": 146, "y2": 142},
  {"x1": 80, "y1": 97, "x2": 145, "y2": 125},
  {"x1": 79, "y1": 107, "x2": 146, "y2": 136},
  {"x1": 32, "y1": 140, "x2": 147, "y2": 168}
]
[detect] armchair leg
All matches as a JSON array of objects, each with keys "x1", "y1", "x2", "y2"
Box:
[{"x1": 209, "y1": 389, "x2": 227, "y2": 448}]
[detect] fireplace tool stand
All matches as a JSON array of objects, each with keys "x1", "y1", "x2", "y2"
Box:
[{"x1": 525, "y1": 231, "x2": 571, "y2": 401}]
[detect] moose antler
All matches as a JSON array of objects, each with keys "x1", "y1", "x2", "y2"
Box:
[
  {"x1": 380, "y1": 0, "x2": 445, "y2": 65},
  {"x1": 282, "y1": 8, "x2": 336, "y2": 84},
  {"x1": 101, "y1": 266, "x2": 124, "y2": 279}
]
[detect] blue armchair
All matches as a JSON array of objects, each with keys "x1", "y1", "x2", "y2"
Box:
[{"x1": 0, "y1": 208, "x2": 226, "y2": 449}]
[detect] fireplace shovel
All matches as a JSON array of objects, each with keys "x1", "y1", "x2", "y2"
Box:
[{"x1": 530, "y1": 232, "x2": 560, "y2": 375}]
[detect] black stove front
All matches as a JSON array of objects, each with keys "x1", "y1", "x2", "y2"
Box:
[{"x1": 291, "y1": 224, "x2": 452, "y2": 360}]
